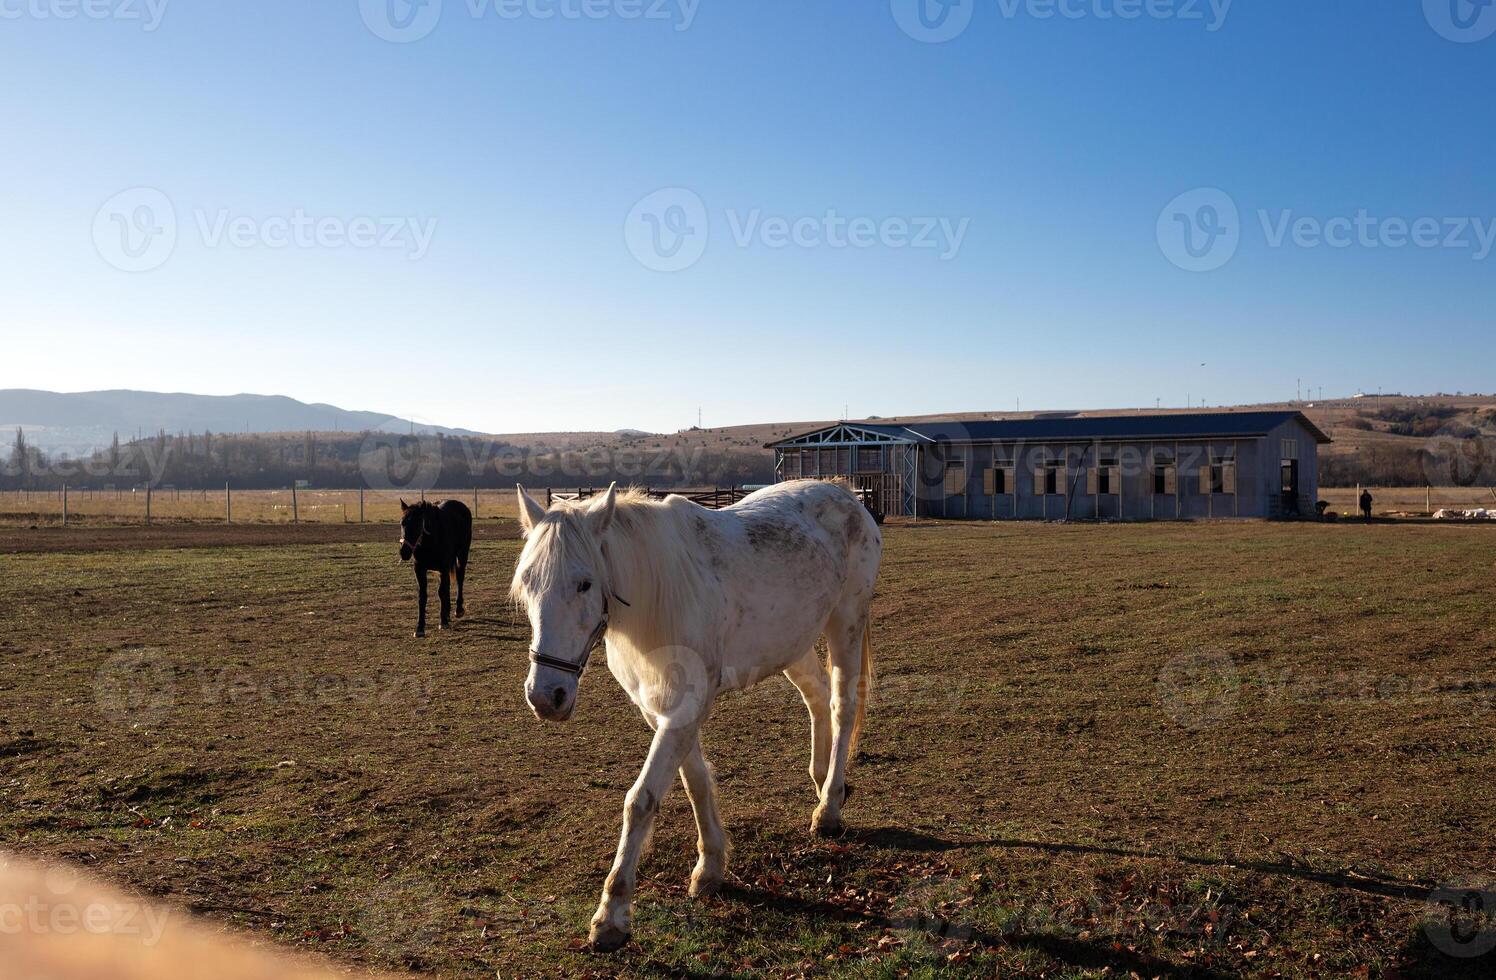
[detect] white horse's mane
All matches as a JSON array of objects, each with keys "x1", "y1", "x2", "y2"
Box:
[{"x1": 510, "y1": 489, "x2": 717, "y2": 655}]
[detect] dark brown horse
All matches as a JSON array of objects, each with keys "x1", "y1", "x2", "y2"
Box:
[{"x1": 399, "y1": 499, "x2": 472, "y2": 637}]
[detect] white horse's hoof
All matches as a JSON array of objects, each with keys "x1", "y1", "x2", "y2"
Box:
[
  {"x1": 689, "y1": 867, "x2": 723, "y2": 899},
  {"x1": 589, "y1": 922, "x2": 631, "y2": 952},
  {"x1": 811, "y1": 811, "x2": 844, "y2": 838}
]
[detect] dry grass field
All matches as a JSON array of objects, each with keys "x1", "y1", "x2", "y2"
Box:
[{"x1": 2, "y1": 517, "x2": 1494, "y2": 978}]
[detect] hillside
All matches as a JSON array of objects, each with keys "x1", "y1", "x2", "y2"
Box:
[
  {"x1": 0, "y1": 389, "x2": 474, "y2": 455},
  {"x1": 4, "y1": 393, "x2": 1492, "y2": 491}
]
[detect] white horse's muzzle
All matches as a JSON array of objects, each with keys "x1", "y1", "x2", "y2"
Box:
[{"x1": 525, "y1": 664, "x2": 579, "y2": 722}]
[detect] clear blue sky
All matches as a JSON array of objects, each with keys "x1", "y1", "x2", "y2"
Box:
[{"x1": 1, "y1": 1, "x2": 1492, "y2": 433}]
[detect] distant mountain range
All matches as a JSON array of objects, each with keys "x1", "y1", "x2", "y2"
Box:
[{"x1": 0, "y1": 389, "x2": 478, "y2": 455}]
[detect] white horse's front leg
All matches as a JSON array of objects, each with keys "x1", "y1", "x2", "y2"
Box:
[
  {"x1": 591, "y1": 722, "x2": 697, "y2": 951},
  {"x1": 680, "y1": 740, "x2": 728, "y2": 898}
]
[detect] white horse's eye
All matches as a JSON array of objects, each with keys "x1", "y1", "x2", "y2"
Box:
[{"x1": 579, "y1": 580, "x2": 592, "y2": 594}]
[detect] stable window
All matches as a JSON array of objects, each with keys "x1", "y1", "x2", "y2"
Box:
[
  {"x1": 856, "y1": 446, "x2": 882, "y2": 473},
  {"x1": 1044, "y1": 455, "x2": 1066, "y2": 496},
  {"x1": 782, "y1": 450, "x2": 801, "y2": 479},
  {"x1": 1281, "y1": 438, "x2": 1298, "y2": 460},
  {"x1": 1087, "y1": 454, "x2": 1120, "y2": 495},
  {"x1": 944, "y1": 461, "x2": 966, "y2": 496},
  {"x1": 1153, "y1": 450, "x2": 1177, "y2": 495},
  {"x1": 1206, "y1": 450, "x2": 1237, "y2": 495},
  {"x1": 984, "y1": 462, "x2": 1013, "y2": 495}
]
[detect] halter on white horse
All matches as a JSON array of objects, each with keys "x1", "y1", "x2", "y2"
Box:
[{"x1": 509, "y1": 480, "x2": 881, "y2": 951}]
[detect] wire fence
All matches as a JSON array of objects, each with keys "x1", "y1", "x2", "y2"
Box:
[{"x1": 0, "y1": 487, "x2": 522, "y2": 526}]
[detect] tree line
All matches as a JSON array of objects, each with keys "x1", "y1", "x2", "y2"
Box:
[{"x1": 1, "y1": 428, "x2": 777, "y2": 492}]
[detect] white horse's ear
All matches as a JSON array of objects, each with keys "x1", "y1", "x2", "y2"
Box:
[
  {"x1": 588, "y1": 482, "x2": 618, "y2": 535},
  {"x1": 516, "y1": 485, "x2": 547, "y2": 534}
]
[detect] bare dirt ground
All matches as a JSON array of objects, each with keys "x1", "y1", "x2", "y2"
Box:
[{"x1": 2, "y1": 519, "x2": 1494, "y2": 977}]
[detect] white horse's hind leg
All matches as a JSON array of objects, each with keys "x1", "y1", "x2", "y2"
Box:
[
  {"x1": 680, "y1": 740, "x2": 728, "y2": 898},
  {"x1": 811, "y1": 605, "x2": 868, "y2": 837},
  {"x1": 784, "y1": 648, "x2": 832, "y2": 793}
]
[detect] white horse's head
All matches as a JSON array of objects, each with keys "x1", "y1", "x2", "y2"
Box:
[{"x1": 510, "y1": 484, "x2": 619, "y2": 722}]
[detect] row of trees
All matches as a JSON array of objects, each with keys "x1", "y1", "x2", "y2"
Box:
[
  {"x1": 5, "y1": 424, "x2": 1489, "y2": 492},
  {"x1": 0, "y1": 428, "x2": 775, "y2": 491}
]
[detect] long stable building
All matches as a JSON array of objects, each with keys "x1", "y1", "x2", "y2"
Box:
[{"x1": 767, "y1": 411, "x2": 1331, "y2": 520}]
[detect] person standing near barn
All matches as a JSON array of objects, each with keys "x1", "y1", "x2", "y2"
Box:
[{"x1": 1360, "y1": 488, "x2": 1374, "y2": 521}]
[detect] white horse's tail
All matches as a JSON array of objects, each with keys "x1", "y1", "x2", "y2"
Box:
[{"x1": 851, "y1": 618, "x2": 874, "y2": 756}]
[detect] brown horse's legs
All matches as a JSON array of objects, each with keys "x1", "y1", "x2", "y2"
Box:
[
  {"x1": 438, "y1": 568, "x2": 452, "y2": 629},
  {"x1": 455, "y1": 560, "x2": 466, "y2": 618},
  {"x1": 415, "y1": 567, "x2": 428, "y2": 638}
]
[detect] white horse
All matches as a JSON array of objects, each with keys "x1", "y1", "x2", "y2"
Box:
[{"x1": 510, "y1": 479, "x2": 882, "y2": 951}]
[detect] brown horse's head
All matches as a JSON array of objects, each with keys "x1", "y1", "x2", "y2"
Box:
[{"x1": 398, "y1": 500, "x2": 438, "y2": 562}]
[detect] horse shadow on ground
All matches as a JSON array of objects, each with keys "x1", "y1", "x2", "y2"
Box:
[
  {"x1": 716, "y1": 877, "x2": 1237, "y2": 980},
  {"x1": 845, "y1": 827, "x2": 1435, "y2": 902},
  {"x1": 714, "y1": 826, "x2": 1484, "y2": 978}
]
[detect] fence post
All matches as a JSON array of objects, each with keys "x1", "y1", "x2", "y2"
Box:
[
  {"x1": 146, "y1": 485, "x2": 152, "y2": 525},
  {"x1": 473, "y1": 486, "x2": 478, "y2": 518},
  {"x1": 1426, "y1": 485, "x2": 1432, "y2": 515},
  {"x1": 292, "y1": 484, "x2": 299, "y2": 523},
  {"x1": 226, "y1": 482, "x2": 232, "y2": 523},
  {"x1": 359, "y1": 487, "x2": 365, "y2": 523},
  {"x1": 62, "y1": 483, "x2": 67, "y2": 526}
]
